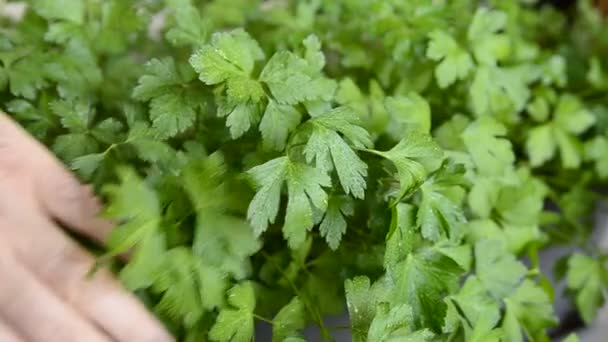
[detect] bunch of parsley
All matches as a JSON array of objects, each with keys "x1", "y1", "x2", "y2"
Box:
[{"x1": 2, "y1": 0, "x2": 608, "y2": 340}]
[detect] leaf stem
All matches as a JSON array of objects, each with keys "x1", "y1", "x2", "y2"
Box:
[{"x1": 253, "y1": 313, "x2": 275, "y2": 325}]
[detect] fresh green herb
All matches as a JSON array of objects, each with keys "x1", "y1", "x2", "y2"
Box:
[{"x1": 2, "y1": 0, "x2": 608, "y2": 340}]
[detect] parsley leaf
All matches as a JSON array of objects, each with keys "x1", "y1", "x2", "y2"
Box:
[
  {"x1": 567, "y1": 253, "x2": 608, "y2": 324},
  {"x1": 345, "y1": 276, "x2": 377, "y2": 342},
  {"x1": 303, "y1": 107, "x2": 371, "y2": 199},
  {"x1": 526, "y1": 94, "x2": 595, "y2": 168},
  {"x1": 475, "y1": 240, "x2": 527, "y2": 299},
  {"x1": 416, "y1": 163, "x2": 467, "y2": 241},
  {"x1": 319, "y1": 195, "x2": 354, "y2": 250},
  {"x1": 247, "y1": 157, "x2": 331, "y2": 248},
  {"x1": 503, "y1": 280, "x2": 557, "y2": 341},
  {"x1": 426, "y1": 30, "x2": 473, "y2": 88},
  {"x1": 369, "y1": 132, "x2": 443, "y2": 201},
  {"x1": 259, "y1": 49, "x2": 335, "y2": 105},
  {"x1": 391, "y1": 248, "x2": 463, "y2": 332},
  {"x1": 272, "y1": 297, "x2": 307, "y2": 341},
  {"x1": 462, "y1": 117, "x2": 515, "y2": 177},
  {"x1": 209, "y1": 282, "x2": 256, "y2": 342},
  {"x1": 6, "y1": 1, "x2": 608, "y2": 340},
  {"x1": 190, "y1": 29, "x2": 264, "y2": 85}
]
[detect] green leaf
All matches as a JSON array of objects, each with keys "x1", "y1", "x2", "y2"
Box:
[
  {"x1": 71, "y1": 153, "x2": 105, "y2": 179},
  {"x1": 470, "y1": 66, "x2": 531, "y2": 117},
  {"x1": 49, "y1": 99, "x2": 93, "y2": 133},
  {"x1": 305, "y1": 107, "x2": 371, "y2": 199},
  {"x1": 182, "y1": 155, "x2": 261, "y2": 278},
  {"x1": 368, "y1": 303, "x2": 430, "y2": 342},
  {"x1": 226, "y1": 76, "x2": 265, "y2": 102},
  {"x1": 553, "y1": 94, "x2": 595, "y2": 135},
  {"x1": 0, "y1": 66, "x2": 7, "y2": 91},
  {"x1": 527, "y1": 95, "x2": 594, "y2": 168},
  {"x1": 31, "y1": 0, "x2": 85, "y2": 23},
  {"x1": 194, "y1": 214, "x2": 260, "y2": 280},
  {"x1": 392, "y1": 249, "x2": 462, "y2": 332},
  {"x1": 309, "y1": 106, "x2": 373, "y2": 148},
  {"x1": 564, "y1": 334, "x2": 581, "y2": 342},
  {"x1": 526, "y1": 97, "x2": 550, "y2": 122},
  {"x1": 384, "y1": 93, "x2": 431, "y2": 134},
  {"x1": 132, "y1": 58, "x2": 202, "y2": 139},
  {"x1": 305, "y1": 127, "x2": 367, "y2": 198},
  {"x1": 372, "y1": 132, "x2": 443, "y2": 201},
  {"x1": 2, "y1": 1, "x2": 600, "y2": 339},
  {"x1": 426, "y1": 31, "x2": 473, "y2": 88},
  {"x1": 53, "y1": 133, "x2": 99, "y2": 162},
  {"x1": 181, "y1": 152, "x2": 229, "y2": 213},
  {"x1": 319, "y1": 195, "x2": 353, "y2": 250},
  {"x1": 467, "y1": 8, "x2": 510, "y2": 66},
  {"x1": 153, "y1": 248, "x2": 206, "y2": 327},
  {"x1": 448, "y1": 276, "x2": 501, "y2": 338},
  {"x1": 555, "y1": 128, "x2": 582, "y2": 169},
  {"x1": 3, "y1": 52, "x2": 48, "y2": 99},
  {"x1": 165, "y1": 4, "x2": 208, "y2": 47},
  {"x1": 194, "y1": 260, "x2": 227, "y2": 311},
  {"x1": 190, "y1": 29, "x2": 264, "y2": 85},
  {"x1": 468, "y1": 179, "x2": 500, "y2": 219},
  {"x1": 260, "y1": 48, "x2": 336, "y2": 105},
  {"x1": 585, "y1": 136, "x2": 608, "y2": 178},
  {"x1": 44, "y1": 40, "x2": 102, "y2": 98},
  {"x1": 103, "y1": 167, "x2": 161, "y2": 256},
  {"x1": 247, "y1": 157, "x2": 331, "y2": 248},
  {"x1": 92, "y1": 118, "x2": 124, "y2": 144},
  {"x1": 303, "y1": 34, "x2": 325, "y2": 71},
  {"x1": 567, "y1": 253, "x2": 607, "y2": 324},
  {"x1": 416, "y1": 163, "x2": 467, "y2": 241},
  {"x1": 246, "y1": 157, "x2": 289, "y2": 235},
  {"x1": 94, "y1": 0, "x2": 146, "y2": 54},
  {"x1": 433, "y1": 114, "x2": 470, "y2": 151},
  {"x1": 475, "y1": 240, "x2": 527, "y2": 299},
  {"x1": 462, "y1": 117, "x2": 514, "y2": 177},
  {"x1": 283, "y1": 162, "x2": 332, "y2": 248},
  {"x1": 220, "y1": 101, "x2": 262, "y2": 139},
  {"x1": 503, "y1": 280, "x2": 557, "y2": 341},
  {"x1": 209, "y1": 282, "x2": 256, "y2": 342},
  {"x1": 346, "y1": 276, "x2": 377, "y2": 342},
  {"x1": 149, "y1": 91, "x2": 198, "y2": 139},
  {"x1": 417, "y1": 186, "x2": 465, "y2": 241},
  {"x1": 467, "y1": 220, "x2": 542, "y2": 256},
  {"x1": 126, "y1": 122, "x2": 177, "y2": 164},
  {"x1": 133, "y1": 58, "x2": 183, "y2": 101},
  {"x1": 526, "y1": 124, "x2": 555, "y2": 167},
  {"x1": 384, "y1": 203, "x2": 417, "y2": 272},
  {"x1": 259, "y1": 101, "x2": 302, "y2": 151},
  {"x1": 119, "y1": 230, "x2": 166, "y2": 291},
  {"x1": 272, "y1": 297, "x2": 307, "y2": 341},
  {"x1": 587, "y1": 56, "x2": 608, "y2": 89}
]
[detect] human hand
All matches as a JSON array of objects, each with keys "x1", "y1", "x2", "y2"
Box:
[{"x1": 0, "y1": 112, "x2": 173, "y2": 342}]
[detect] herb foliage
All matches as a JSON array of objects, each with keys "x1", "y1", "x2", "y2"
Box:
[{"x1": 2, "y1": 0, "x2": 608, "y2": 341}]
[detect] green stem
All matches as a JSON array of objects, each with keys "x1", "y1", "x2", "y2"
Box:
[{"x1": 253, "y1": 314, "x2": 275, "y2": 325}]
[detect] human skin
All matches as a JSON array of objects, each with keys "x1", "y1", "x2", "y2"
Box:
[{"x1": 0, "y1": 112, "x2": 173, "y2": 342}]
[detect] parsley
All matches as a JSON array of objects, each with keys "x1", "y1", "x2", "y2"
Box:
[{"x1": 3, "y1": 0, "x2": 608, "y2": 340}]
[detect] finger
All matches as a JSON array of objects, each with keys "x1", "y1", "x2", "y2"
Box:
[
  {"x1": 0, "y1": 241, "x2": 111, "y2": 342},
  {"x1": 0, "y1": 320, "x2": 24, "y2": 342},
  {"x1": 37, "y1": 170, "x2": 114, "y2": 243},
  {"x1": 0, "y1": 111, "x2": 113, "y2": 242},
  {"x1": 7, "y1": 215, "x2": 173, "y2": 342}
]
